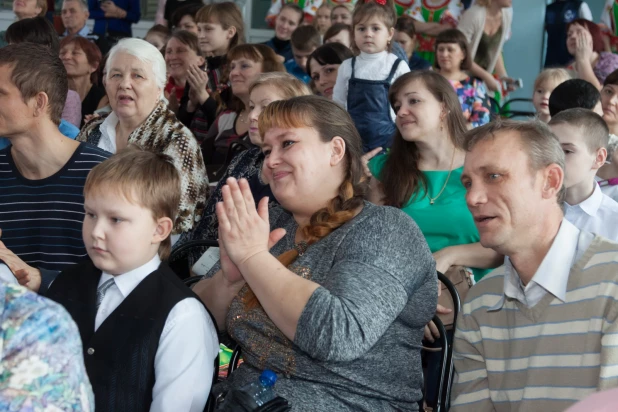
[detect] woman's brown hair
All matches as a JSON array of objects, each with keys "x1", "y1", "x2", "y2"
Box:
[
  {"x1": 434, "y1": 28, "x2": 472, "y2": 71},
  {"x1": 240, "y1": 95, "x2": 367, "y2": 309},
  {"x1": 167, "y1": 30, "x2": 202, "y2": 57},
  {"x1": 196, "y1": 2, "x2": 245, "y2": 50},
  {"x1": 380, "y1": 71, "x2": 468, "y2": 208},
  {"x1": 60, "y1": 34, "x2": 103, "y2": 85},
  {"x1": 223, "y1": 44, "x2": 286, "y2": 112}
]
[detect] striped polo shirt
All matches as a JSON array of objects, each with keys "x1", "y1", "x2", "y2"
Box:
[
  {"x1": 451, "y1": 236, "x2": 618, "y2": 411},
  {"x1": 0, "y1": 143, "x2": 110, "y2": 272}
]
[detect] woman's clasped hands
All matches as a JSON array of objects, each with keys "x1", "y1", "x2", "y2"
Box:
[{"x1": 216, "y1": 178, "x2": 286, "y2": 284}]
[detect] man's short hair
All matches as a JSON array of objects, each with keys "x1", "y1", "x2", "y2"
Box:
[
  {"x1": 291, "y1": 25, "x2": 321, "y2": 52},
  {"x1": 464, "y1": 118, "x2": 566, "y2": 204},
  {"x1": 5, "y1": 17, "x2": 60, "y2": 54},
  {"x1": 84, "y1": 145, "x2": 181, "y2": 260},
  {"x1": 62, "y1": 0, "x2": 88, "y2": 12},
  {"x1": 549, "y1": 108, "x2": 610, "y2": 152},
  {"x1": 548, "y1": 79, "x2": 601, "y2": 117},
  {"x1": 0, "y1": 44, "x2": 67, "y2": 125}
]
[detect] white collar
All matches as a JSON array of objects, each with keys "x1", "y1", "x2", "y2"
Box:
[
  {"x1": 358, "y1": 50, "x2": 388, "y2": 61},
  {"x1": 566, "y1": 182, "x2": 603, "y2": 217},
  {"x1": 489, "y1": 219, "x2": 580, "y2": 310},
  {"x1": 99, "y1": 255, "x2": 161, "y2": 298},
  {"x1": 99, "y1": 111, "x2": 119, "y2": 154}
]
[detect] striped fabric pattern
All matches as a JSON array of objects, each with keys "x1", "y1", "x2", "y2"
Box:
[
  {"x1": 451, "y1": 236, "x2": 618, "y2": 411},
  {"x1": 0, "y1": 143, "x2": 110, "y2": 272}
]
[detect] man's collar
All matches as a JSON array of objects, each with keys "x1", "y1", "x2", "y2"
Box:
[
  {"x1": 63, "y1": 25, "x2": 90, "y2": 37},
  {"x1": 488, "y1": 219, "x2": 580, "y2": 311}
]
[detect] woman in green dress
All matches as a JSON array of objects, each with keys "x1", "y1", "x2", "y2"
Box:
[{"x1": 367, "y1": 70, "x2": 501, "y2": 285}]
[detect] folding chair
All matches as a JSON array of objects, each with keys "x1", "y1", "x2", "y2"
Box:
[
  {"x1": 422, "y1": 316, "x2": 449, "y2": 412},
  {"x1": 489, "y1": 97, "x2": 536, "y2": 120},
  {"x1": 168, "y1": 239, "x2": 219, "y2": 280},
  {"x1": 436, "y1": 272, "x2": 462, "y2": 410}
]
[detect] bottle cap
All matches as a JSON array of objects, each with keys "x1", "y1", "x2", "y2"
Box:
[{"x1": 260, "y1": 370, "x2": 277, "y2": 387}]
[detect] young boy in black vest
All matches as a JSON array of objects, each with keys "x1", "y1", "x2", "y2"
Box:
[{"x1": 45, "y1": 146, "x2": 219, "y2": 412}]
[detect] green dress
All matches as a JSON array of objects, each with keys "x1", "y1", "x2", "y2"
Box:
[{"x1": 369, "y1": 153, "x2": 489, "y2": 281}]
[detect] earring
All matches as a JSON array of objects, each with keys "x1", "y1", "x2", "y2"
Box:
[{"x1": 440, "y1": 123, "x2": 444, "y2": 132}]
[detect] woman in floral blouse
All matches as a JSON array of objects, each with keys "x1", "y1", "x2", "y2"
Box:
[
  {"x1": 434, "y1": 28, "x2": 491, "y2": 128},
  {"x1": 0, "y1": 282, "x2": 93, "y2": 410}
]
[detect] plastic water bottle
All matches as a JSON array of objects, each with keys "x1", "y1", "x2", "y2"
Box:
[{"x1": 219, "y1": 370, "x2": 278, "y2": 411}]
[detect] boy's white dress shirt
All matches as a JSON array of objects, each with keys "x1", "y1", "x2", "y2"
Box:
[{"x1": 96, "y1": 255, "x2": 219, "y2": 412}]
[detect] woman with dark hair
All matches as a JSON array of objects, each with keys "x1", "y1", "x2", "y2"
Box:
[
  {"x1": 306, "y1": 42, "x2": 354, "y2": 99},
  {"x1": 193, "y1": 95, "x2": 436, "y2": 411},
  {"x1": 434, "y1": 29, "x2": 490, "y2": 128},
  {"x1": 199, "y1": 44, "x2": 285, "y2": 178},
  {"x1": 567, "y1": 18, "x2": 618, "y2": 89},
  {"x1": 368, "y1": 71, "x2": 500, "y2": 284},
  {"x1": 164, "y1": 30, "x2": 204, "y2": 112},
  {"x1": 60, "y1": 35, "x2": 108, "y2": 127}
]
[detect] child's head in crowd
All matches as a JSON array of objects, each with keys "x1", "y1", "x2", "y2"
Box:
[
  {"x1": 171, "y1": 3, "x2": 202, "y2": 35},
  {"x1": 195, "y1": 2, "x2": 245, "y2": 57},
  {"x1": 144, "y1": 24, "x2": 171, "y2": 54},
  {"x1": 549, "y1": 109, "x2": 609, "y2": 202},
  {"x1": 290, "y1": 25, "x2": 321, "y2": 73},
  {"x1": 352, "y1": 0, "x2": 396, "y2": 55},
  {"x1": 83, "y1": 146, "x2": 179, "y2": 275},
  {"x1": 394, "y1": 15, "x2": 417, "y2": 59},
  {"x1": 315, "y1": 3, "x2": 331, "y2": 35},
  {"x1": 549, "y1": 79, "x2": 603, "y2": 118},
  {"x1": 275, "y1": 3, "x2": 303, "y2": 41},
  {"x1": 533, "y1": 68, "x2": 571, "y2": 123},
  {"x1": 324, "y1": 23, "x2": 352, "y2": 48},
  {"x1": 331, "y1": 4, "x2": 352, "y2": 25}
]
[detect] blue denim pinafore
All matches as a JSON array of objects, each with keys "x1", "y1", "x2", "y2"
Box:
[{"x1": 347, "y1": 56, "x2": 402, "y2": 153}]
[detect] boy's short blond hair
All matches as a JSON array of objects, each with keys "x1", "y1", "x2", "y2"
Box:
[
  {"x1": 549, "y1": 108, "x2": 610, "y2": 153},
  {"x1": 534, "y1": 68, "x2": 571, "y2": 91},
  {"x1": 84, "y1": 145, "x2": 180, "y2": 260}
]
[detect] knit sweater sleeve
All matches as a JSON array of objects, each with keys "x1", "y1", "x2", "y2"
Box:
[
  {"x1": 451, "y1": 307, "x2": 496, "y2": 411},
  {"x1": 332, "y1": 58, "x2": 351, "y2": 110},
  {"x1": 165, "y1": 128, "x2": 209, "y2": 234}
]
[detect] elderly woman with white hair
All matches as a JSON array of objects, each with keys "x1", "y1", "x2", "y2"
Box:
[{"x1": 78, "y1": 38, "x2": 208, "y2": 235}]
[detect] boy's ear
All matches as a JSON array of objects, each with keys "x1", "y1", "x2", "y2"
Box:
[
  {"x1": 593, "y1": 147, "x2": 608, "y2": 170},
  {"x1": 153, "y1": 217, "x2": 174, "y2": 244}
]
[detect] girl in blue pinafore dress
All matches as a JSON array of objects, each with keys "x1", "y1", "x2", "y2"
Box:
[{"x1": 333, "y1": 0, "x2": 410, "y2": 153}]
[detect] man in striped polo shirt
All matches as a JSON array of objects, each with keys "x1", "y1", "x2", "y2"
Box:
[
  {"x1": 0, "y1": 44, "x2": 109, "y2": 291},
  {"x1": 453, "y1": 119, "x2": 618, "y2": 411}
]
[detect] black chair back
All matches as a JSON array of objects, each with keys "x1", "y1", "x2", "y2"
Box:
[
  {"x1": 424, "y1": 316, "x2": 449, "y2": 412},
  {"x1": 168, "y1": 239, "x2": 219, "y2": 280},
  {"x1": 436, "y1": 272, "x2": 462, "y2": 410}
]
